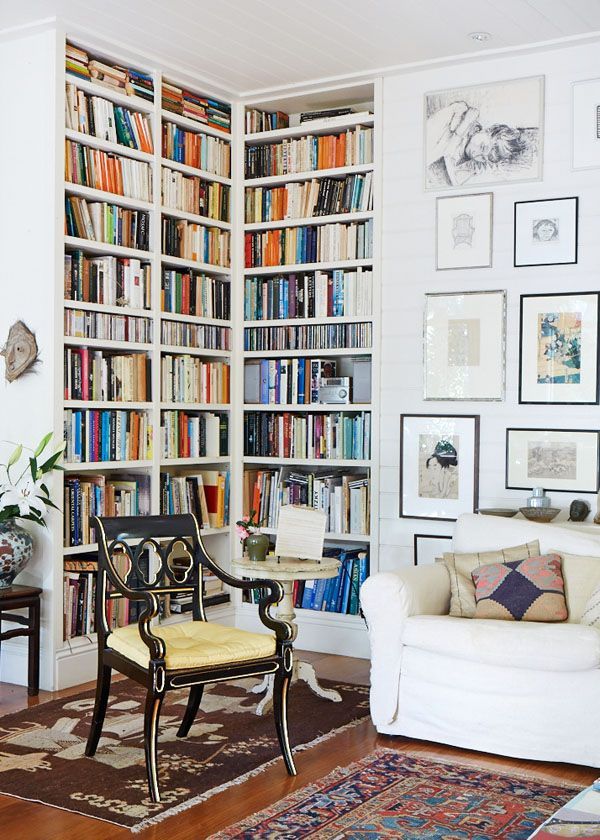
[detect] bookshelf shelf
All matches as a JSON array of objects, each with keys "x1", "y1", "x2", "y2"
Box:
[
  {"x1": 243, "y1": 456, "x2": 371, "y2": 467},
  {"x1": 161, "y1": 206, "x2": 231, "y2": 231},
  {"x1": 261, "y1": 527, "x2": 370, "y2": 543},
  {"x1": 64, "y1": 399, "x2": 153, "y2": 410},
  {"x1": 244, "y1": 347, "x2": 371, "y2": 358},
  {"x1": 243, "y1": 259, "x2": 373, "y2": 276},
  {"x1": 65, "y1": 235, "x2": 152, "y2": 260},
  {"x1": 159, "y1": 402, "x2": 231, "y2": 411},
  {"x1": 160, "y1": 344, "x2": 231, "y2": 357},
  {"x1": 245, "y1": 113, "x2": 374, "y2": 143},
  {"x1": 244, "y1": 315, "x2": 370, "y2": 327},
  {"x1": 66, "y1": 74, "x2": 155, "y2": 113},
  {"x1": 161, "y1": 311, "x2": 231, "y2": 327},
  {"x1": 161, "y1": 157, "x2": 231, "y2": 186},
  {"x1": 243, "y1": 403, "x2": 371, "y2": 411},
  {"x1": 245, "y1": 211, "x2": 373, "y2": 231},
  {"x1": 161, "y1": 254, "x2": 230, "y2": 275},
  {"x1": 64, "y1": 460, "x2": 153, "y2": 471},
  {"x1": 244, "y1": 164, "x2": 373, "y2": 188},
  {"x1": 64, "y1": 181, "x2": 153, "y2": 211},
  {"x1": 64, "y1": 300, "x2": 151, "y2": 317},
  {"x1": 64, "y1": 336, "x2": 153, "y2": 351},
  {"x1": 65, "y1": 129, "x2": 154, "y2": 163},
  {"x1": 161, "y1": 456, "x2": 230, "y2": 466},
  {"x1": 161, "y1": 109, "x2": 231, "y2": 141}
]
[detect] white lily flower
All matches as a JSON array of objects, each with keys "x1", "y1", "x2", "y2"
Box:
[{"x1": 0, "y1": 478, "x2": 47, "y2": 518}]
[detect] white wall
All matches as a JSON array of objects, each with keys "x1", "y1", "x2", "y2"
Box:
[{"x1": 379, "y1": 41, "x2": 600, "y2": 571}]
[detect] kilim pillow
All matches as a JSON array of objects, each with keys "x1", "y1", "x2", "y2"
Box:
[{"x1": 471, "y1": 554, "x2": 568, "y2": 622}]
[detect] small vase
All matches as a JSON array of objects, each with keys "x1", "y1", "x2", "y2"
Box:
[
  {"x1": 0, "y1": 519, "x2": 34, "y2": 589},
  {"x1": 244, "y1": 532, "x2": 269, "y2": 562}
]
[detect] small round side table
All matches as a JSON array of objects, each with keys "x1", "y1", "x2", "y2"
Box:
[{"x1": 232, "y1": 555, "x2": 342, "y2": 716}]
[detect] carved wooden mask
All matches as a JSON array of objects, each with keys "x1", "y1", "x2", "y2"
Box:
[{"x1": 1, "y1": 321, "x2": 39, "y2": 382}]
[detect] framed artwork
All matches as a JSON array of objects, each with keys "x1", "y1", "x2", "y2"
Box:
[
  {"x1": 519, "y1": 292, "x2": 599, "y2": 405},
  {"x1": 424, "y1": 75, "x2": 544, "y2": 191},
  {"x1": 400, "y1": 414, "x2": 480, "y2": 521},
  {"x1": 514, "y1": 197, "x2": 578, "y2": 267},
  {"x1": 424, "y1": 290, "x2": 506, "y2": 401},
  {"x1": 572, "y1": 78, "x2": 600, "y2": 170},
  {"x1": 436, "y1": 192, "x2": 493, "y2": 270},
  {"x1": 413, "y1": 533, "x2": 453, "y2": 566},
  {"x1": 506, "y1": 428, "x2": 600, "y2": 494}
]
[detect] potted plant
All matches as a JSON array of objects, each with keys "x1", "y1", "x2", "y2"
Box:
[
  {"x1": 0, "y1": 433, "x2": 63, "y2": 588},
  {"x1": 235, "y1": 510, "x2": 269, "y2": 562}
]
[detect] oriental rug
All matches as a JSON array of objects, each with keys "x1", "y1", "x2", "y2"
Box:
[
  {"x1": 0, "y1": 676, "x2": 369, "y2": 833},
  {"x1": 212, "y1": 748, "x2": 582, "y2": 839}
]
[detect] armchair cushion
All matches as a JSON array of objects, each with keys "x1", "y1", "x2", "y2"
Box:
[{"x1": 110, "y1": 621, "x2": 276, "y2": 670}]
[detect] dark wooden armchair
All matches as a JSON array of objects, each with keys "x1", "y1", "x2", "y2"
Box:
[{"x1": 84, "y1": 513, "x2": 296, "y2": 802}]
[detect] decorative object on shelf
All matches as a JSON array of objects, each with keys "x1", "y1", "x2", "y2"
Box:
[
  {"x1": 572, "y1": 78, "x2": 600, "y2": 170},
  {"x1": 400, "y1": 414, "x2": 480, "y2": 521},
  {"x1": 236, "y1": 510, "x2": 269, "y2": 561},
  {"x1": 518, "y1": 291, "x2": 599, "y2": 405},
  {"x1": 519, "y1": 506, "x2": 560, "y2": 523},
  {"x1": 477, "y1": 508, "x2": 518, "y2": 517},
  {"x1": 435, "y1": 192, "x2": 493, "y2": 270},
  {"x1": 506, "y1": 428, "x2": 600, "y2": 494},
  {"x1": 424, "y1": 75, "x2": 544, "y2": 191},
  {"x1": 514, "y1": 197, "x2": 578, "y2": 267},
  {"x1": 569, "y1": 499, "x2": 591, "y2": 522},
  {"x1": 527, "y1": 486, "x2": 551, "y2": 509},
  {"x1": 1, "y1": 321, "x2": 40, "y2": 383},
  {"x1": 424, "y1": 290, "x2": 505, "y2": 401},
  {"x1": 413, "y1": 533, "x2": 453, "y2": 565}
]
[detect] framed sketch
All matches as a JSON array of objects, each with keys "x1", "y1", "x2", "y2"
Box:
[
  {"x1": 506, "y1": 428, "x2": 600, "y2": 494},
  {"x1": 424, "y1": 290, "x2": 506, "y2": 401},
  {"x1": 436, "y1": 192, "x2": 493, "y2": 270},
  {"x1": 572, "y1": 78, "x2": 600, "y2": 170},
  {"x1": 413, "y1": 533, "x2": 453, "y2": 566},
  {"x1": 424, "y1": 75, "x2": 544, "y2": 191},
  {"x1": 519, "y1": 292, "x2": 599, "y2": 405},
  {"x1": 514, "y1": 197, "x2": 578, "y2": 267},
  {"x1": 400, "y1": 414, "x2": 480, "y2": 521}
]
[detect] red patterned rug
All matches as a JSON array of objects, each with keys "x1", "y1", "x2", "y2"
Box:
[{"x1": 212, "y1": 748, "x2": 582, "y2": 839}]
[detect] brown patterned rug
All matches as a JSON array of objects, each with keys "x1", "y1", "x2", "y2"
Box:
[{"x1": 0, "y1": 676, "x2": 369, "y2": 833}]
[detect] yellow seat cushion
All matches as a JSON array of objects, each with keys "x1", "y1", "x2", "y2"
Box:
[{"x1": 109, "y1": 620, "x2": 276, "y2": 670}]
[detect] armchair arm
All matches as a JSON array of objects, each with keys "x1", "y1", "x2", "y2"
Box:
[{"x1": 215, "y1": 569, "x2": 294, "y2": 644}]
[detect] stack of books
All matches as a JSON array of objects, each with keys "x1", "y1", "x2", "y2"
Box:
[
  {"x1": 162, "y1": 122, "x2": 231, "y2": 176},
  {"x1": 66, "y1": 83, "x2": 153, "y2": 152},
  {"x1": 65, "y1": 197, "x2": 150, "y2": 250},
  {"x1": 243, "y1": 321, "x2": 372, "y2": 352},
  {"x1": 66, "y1": 43, "x2": 154, "y2": 101},
  {"x1": 162, "y1": 218, "x2": 230, "y2": 267},
  {"x1": 160, "y1": 470, "x2": 229, "y2": 528},
  {"x1": 161, "y1": 170, "x2": 230, "y2": 221},
  {"x1": 160, "y1": 321, "x2": 231, "y2": 352},
  {"x1": 64, "y1": 251, "x2": 151, "y2": 308},
  {"x1": 244, "y1": 411, "x2": 371, "y2": 460},
  {"x1": 245, "y1": 173, "x2": 373, "y2": 222},
  {"x1": 161, "y1": 410, "x2": 228, "y2": 459},
  {"x1": 161, "y1": 269, "x2": 230, "y2": 320},
  {"x1": 300, "y1": 107, "x2": 353, "y2": 123},
  {"x1": 64, "y1": 348, "x2": 151, "y2": 402},
  {"x1": 64, "y1": 310, "x2": 152, "y2": 343},
  {"x1": 162, "y1": 83, "x2": 231, "y2": 133},
  {"x1": 64, "y1": 408, "x2": 152, "y2": 463},
  {"x1": 66, "y1": 43, "x2": 90, "y2": 80},
  {"x1": 244, "y1": 219, "x2": 373, "y2": 267},
  {"x1": 161, "y1": 355, "x2": 230, "y2": 404},
  {"x1": 66, "y1": 141, "x2": 153, "y2": 201}
]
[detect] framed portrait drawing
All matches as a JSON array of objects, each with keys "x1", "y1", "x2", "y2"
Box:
[
  {"x1": 400, "y1": 414, "x2": 480, "y2": 521},
  {"x1": 514, "y1": 197, "x2": 578, "y2": 267},
  {"x1": 572, "y1": 78, "x2": 600, "y2": 170},
  {"x1": 424, "y1": 75, "x2": 544, "y2": 192},
  {"x1": 424, "y1": 290, "x2": 506, "y2": 401},
  {"x1": 436, "y1": 192, "x2": 493, "y2": 270},
  {"x1": 413, "y1": 533, "x2": 453, "y2": 566},
  {"x1": 519, "y1": 292, "x2": 599, "y2": 405},
  {"x1": 506, "y1": 428, "x2": 600, "y2": 494}
]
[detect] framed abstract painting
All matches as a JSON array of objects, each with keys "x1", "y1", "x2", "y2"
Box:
[{"x1": 506, "y1": 428, "x2": 600, "y2": 494}]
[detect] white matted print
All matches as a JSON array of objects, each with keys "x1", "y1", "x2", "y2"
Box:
[
  {"x1": 425, "y1": 76, "x2": 544, "y2": 191},
  {"x1": 514, "y1": 197, "x2": 578, "y2": 267},
  {"x1": 506, "y1": 428, "x2": 600, "y2": 494},
  {"x1": 400, "y1": 414, "x2": 480, "y2": 520},
  {"x1": 413, "y1": 533, "x2": 453, "y2": 565},
  {"x1": 572, "y1": 78, "x2": 600, "y2": 170},
  {"x1": 425, "y1": 290, "x2": 505, "y2": 401},
  {"x1": 436, "y1": 193, "x2": 493, "y2": 270}
]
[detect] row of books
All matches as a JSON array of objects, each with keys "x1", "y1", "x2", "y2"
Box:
[
  {"x1": 162, "y1": 82, "x2": 231, "y2": 132},
  {"x1": 65, "y1": 197, "x2": 150, "y2": 251},
  {"x1": 162, "y1": 169, "x2": 230, "y2": 221},
  {"x1": 160, "y1": 321, "x2": 231, "y2": 352},
  {"x1": 64, "y1": 251, "x2": 151, "y2": 309},
  {"x1": 245, "y1": 109, "x2": 289, "y2": 133},
  {"x1": 161, "y1": 410, "x2": 228, "y2": 459},
  {"x1": 64, "y1": 409, "x2": 153, "y2": 463},
  {"x1": 162, "y1": 218, "x2": 230, "y2": 267},
  {"x1": 161, "y1": 356, "x2": 230, "y2": 404},
  {"x1": 66, "y1": 43, "x2": 154, "y2": 100},
  {"x1": 244, "y1": 411, "x2": 371, "y2": 460},
  {"x1": 161, "y1": 269, "x2": 230, "y2": 320},
  {"x1": 244, "y1": 322, "x2": 373, "y2": 352},
  {"x1": 64, "y1": 348, "x2": 151, "y2": 402},
  {"x1": 66, "y1": 140, "x2": 153, "y2": 201},
  {"x1": 162, "y1": 123, "x2": 231, "y2": 177},
  {"x1": 245, "y1": 173, "x2": 373, "y2": 223},
  {"x1": 63, "y1": 565, "x2": 97, "y2": 639},
  {"x1": 64, "y1": 310, "x2": 153, "y2": 344},
  {"x1": 64, "y1": 473, "x2": 151, "y2": 546},
  {"x1": 244, "y1": 220, "x2": 373, "y2": 267},
  {"x1": 244, "y1": 270, "x2": 372, "y2": 321},
  {"x1": 244, "y1": 357, "x2": 340, "y2": 405},
  {"x1": 245, "y1": 128, "x2": 374, "y2": 179},
  {"x1": 66, "y1": 83, "x2": 153, "y2": 153},
  {"x1": 160, "y1": 471, "x2": 229, "y2": 528}
]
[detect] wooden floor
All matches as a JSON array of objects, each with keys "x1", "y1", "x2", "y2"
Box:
[{"x1": 0, "y1": 651, "x2": 597, "y2": 840}]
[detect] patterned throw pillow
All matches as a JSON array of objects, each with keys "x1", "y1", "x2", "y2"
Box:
[{"x1": 471, "y1": 554, "x2": 568, "y2": 622}]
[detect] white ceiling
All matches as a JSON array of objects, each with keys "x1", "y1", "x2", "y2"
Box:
[{"x1": 2, "y1": 0, "x2": 600, "y2": 97}]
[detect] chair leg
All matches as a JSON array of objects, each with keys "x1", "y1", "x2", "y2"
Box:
[
  {"x1": 85, "y1": 663, "x2": 112, "y2": 757},
  {"x1": 177, "y1": 684, "x2": 204, "y2": 738},
  {"x1": 273, "y1": 667, "x2": 296, "y2": 776},
  {"x1": 144, "y1": 688, "x2": 165, "y2": 803}
]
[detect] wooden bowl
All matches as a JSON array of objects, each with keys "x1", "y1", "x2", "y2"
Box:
[
  {"x1": 478, "y1": 508, "x2": 518, "y2": 518},
  {"x1": 519, "y1": 507, "x2": 560, "y2": 523}
]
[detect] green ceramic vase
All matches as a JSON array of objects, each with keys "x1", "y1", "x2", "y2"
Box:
[{"x1": 244, "y1": 532, "x2": 269, "y2": 562}]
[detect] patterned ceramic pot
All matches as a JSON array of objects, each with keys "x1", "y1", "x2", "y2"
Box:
[
  {"x1": 244, "y1": 532, "x2": 269, "y2": 562},
  {"x1": 0, "y1": 520, "x2": 34, "y2": 588}
]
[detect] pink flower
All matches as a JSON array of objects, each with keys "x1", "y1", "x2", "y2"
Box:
[{"x1": 235, "y1": 524, "x2": 251, "y2": 542}]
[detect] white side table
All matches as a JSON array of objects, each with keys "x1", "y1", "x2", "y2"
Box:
[{"x1": 232, "y1": 555, "x2": 343, "y2": 716}]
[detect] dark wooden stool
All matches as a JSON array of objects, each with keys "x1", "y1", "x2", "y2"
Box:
[{"x1": 0, "y1": 585, "x2": 42, "y2": 696}]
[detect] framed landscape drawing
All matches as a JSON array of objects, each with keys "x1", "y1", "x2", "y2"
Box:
[
  {"x1": 519, "y1": 292, "x2": 599, "y2": 405},
  {"x1": 424, "y1": 290, "x2": 506, "y2": 401},
  {"x1": 413, "y1": 533, "x2": 453, "y2": 565},
  {"x1": 506, "y1": 428, "x2": 600, "y2": 493},
  {"x1": 436, "y1": 192, "x2": 493, "y2": 270},
  {"x1": 424, "y1": 75, "x2": 544, "y2": 191},
  {"x1": 514, "y1": 197, "x2": 578, "y2": 267},
  {"x1": 572, "y1": 78, "x2": 600, "y2": 170},
  {"x1": 400, "y1": 414, "x2": 480, "y2": 521}
]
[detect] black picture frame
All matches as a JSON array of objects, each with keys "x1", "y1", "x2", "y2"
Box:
[
  {"x1": 413, "y1": 533, "x2": 453, "y2": 566},
  {"x1": 513, "y1": 196, "x2": 579, "y2": 267},
  {"x1": 505, "y1": 427, "x2": 600, "y2": 493}
]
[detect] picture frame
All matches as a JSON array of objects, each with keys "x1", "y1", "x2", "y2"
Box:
[
  {"x1": 505, "y1": 428, "x2": 600, "y2": 494},
  {"x1": 519, "y1": 291, "x2": 599, "y2": 405},
  {"x1": 413, "y1": 533, "x2": 453, "y2": 566},
  {"x1": 400, "y1": 414, "x2": 480, "y2": 521},
  {"x1": 424, "y1": 75, "x2": 544, "y2": 192},
  {"x1": 436, "y1": 192, "x2": 493, "y2": 270},
  {"x1": 424, "y1": 290, "x2": 506, "y2": 401},
  {"x1": 514, "y1": 197, "x2": 578, "y2": 267},
  {"x1": 572, "y1": 78, "x2": 600, "y2": 171}
]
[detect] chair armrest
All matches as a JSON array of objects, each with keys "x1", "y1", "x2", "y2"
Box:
[{"x1": 215, "y1": 569, "x2": 294, "y2": 644}]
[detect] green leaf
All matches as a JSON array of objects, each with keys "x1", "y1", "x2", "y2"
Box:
[
  {"x1": 43, "y1": 498, "x2": 61, "y2": 511},
  {"x1": 7, "y1": 444, "x2": 22, "y2": 468},
  {"x1": 34, "y1": 432, "x2": 53, "y2": 458},
  {"x1": 29, "y1": 457, "x2": 38, "y2": 480},
  {"x1": 39, "y1": 451, "x2": 63, "y2": 472}
]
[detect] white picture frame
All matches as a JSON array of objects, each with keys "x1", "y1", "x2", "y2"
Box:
[
  {"x1": 514, "y1": 197, "x2": 578, "y2": 267},
  {"x1": 572, "y1": 78, "x2": 600, "y2": 171},
  {"x1": 506, "y1": 428, "x2": 600, "y2": 494},
  {"x1": 436, "y1": 192, "x2": 493, "y2": 270},
  {"x1": 424, "y1": 290, "x2": 506, "y2": 401}
]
